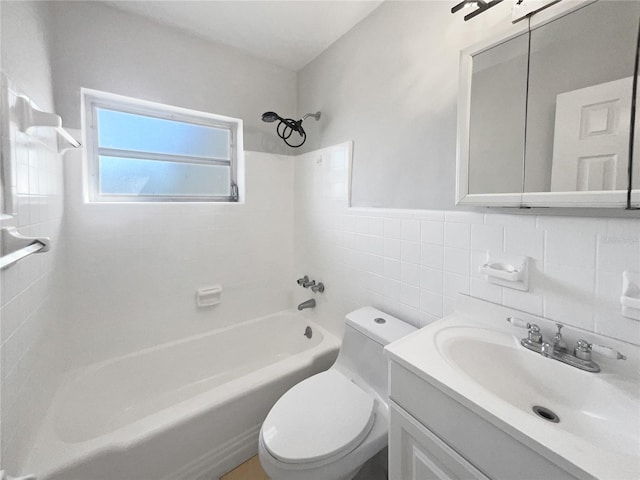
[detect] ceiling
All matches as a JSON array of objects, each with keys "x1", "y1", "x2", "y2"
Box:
[{"x1": 105, "y1": 1, "x2": 384, "y2": 71}]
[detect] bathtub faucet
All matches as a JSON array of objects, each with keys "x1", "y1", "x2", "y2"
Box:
[{"x1": 298, "y1": 299, "x2": 316, "y2": 311}]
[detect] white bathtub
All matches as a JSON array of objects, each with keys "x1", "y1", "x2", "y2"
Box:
[{"x1": 22, "y1": 311, "x2": 340, "y2": 480}]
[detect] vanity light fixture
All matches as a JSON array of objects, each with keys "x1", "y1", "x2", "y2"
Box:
[{"x1": 451, "y1": 0, "x2": 504, "y2": 21}]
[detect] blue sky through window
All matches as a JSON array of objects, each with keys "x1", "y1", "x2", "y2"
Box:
[{"x1": 97, "y1": 108, "x2": 231, "y2": 159}]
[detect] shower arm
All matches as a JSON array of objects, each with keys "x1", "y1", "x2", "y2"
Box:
[{"x1": 302, "y1": 112, "x2": 321, "y2": 122}]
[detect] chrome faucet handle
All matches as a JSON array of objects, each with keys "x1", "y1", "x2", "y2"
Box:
[
  {"x1": 575, "y1": 339, "x2": 592, "y2": 361},
  {"x1": 296, "y1": 275, "x2": 309, "y2": 286},
  {"x1": 311, "y1": 282, "x2": 324, "y2": 293},
  {"x1": 527, "y1": 324, "x2": 542, "y2": 344},
  {"x1": 575, "y1": 340, "x2": 626, "y2": 361},
  {"x1": 587, "y1": 341, "x2": 626, "y2": 360},
  {"x1": 302, "y1": 279, "x2": 316, "y2": 288},
  {"x1": 506, "y1": 317, "x2": 542, "y2": 344},
  {"x1": 506, "y1": 317, "x2": 529, "y2": 328}
]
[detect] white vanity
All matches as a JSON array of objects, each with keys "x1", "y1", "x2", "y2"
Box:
[{"x1": 384, "y1": 295, "x2": 640, "y2": 480}]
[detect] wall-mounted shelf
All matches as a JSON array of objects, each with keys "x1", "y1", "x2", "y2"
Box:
[
  {"x1": 0, "y1": 227, "x2": 50, "y2": 270},
  {"x1": 16, "y1": 95, "x2": 81, "y2": 152}
]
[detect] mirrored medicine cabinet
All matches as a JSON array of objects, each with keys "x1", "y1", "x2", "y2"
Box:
[{"x1": 456, "y1": 0, "x2": 640, "y2": 208}]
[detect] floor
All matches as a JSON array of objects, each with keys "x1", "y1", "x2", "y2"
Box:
[
  {"x1": 221, "y1": 455, "x2": 269, "y2": 480},
  {"x1": 220, "y1": 449, "x2": 388, "y2": 480}
]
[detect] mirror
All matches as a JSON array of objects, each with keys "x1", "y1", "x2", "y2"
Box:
[
  {"x1": 468, "y1": 32, "x2": 528, "y2": 196},
  {"x1": 458, "y1": 0, "x2": 640, "y2": 208},
  {"x1": 525, "y1": 0, "x2": 639, "y2": 203}
]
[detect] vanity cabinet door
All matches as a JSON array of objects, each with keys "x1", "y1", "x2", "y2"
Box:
[{"x1": 389, "y1": 402, "x2": 489, "y2": 480}]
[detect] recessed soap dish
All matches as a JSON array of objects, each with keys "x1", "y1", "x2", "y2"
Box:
[
  {"x1": 196, "y1": 285, "x2": 222, "y2": 307},
  {"x1": 479, "y1": 262, "x2": 522, "y2": 282},
  {"x1": 479, "y1": 253, "x2": 529, "y2": 291},
  {"x1": 621, "y1": 271, "x2": 640, "y2": 321}
]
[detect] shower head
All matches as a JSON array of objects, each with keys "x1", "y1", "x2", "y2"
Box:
[
  {"x1": 261, "y1": 111, "x2": 282, "y2": 123},
  {"x1": 261, "y1": 110, "x2": 321, "y2": 148}
]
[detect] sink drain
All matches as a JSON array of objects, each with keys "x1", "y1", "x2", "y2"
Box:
[{"x1": 532, "y1": 406, "x2": 560, "y2": 423}]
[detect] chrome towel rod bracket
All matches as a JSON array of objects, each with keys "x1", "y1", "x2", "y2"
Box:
[
  {"x1": 0, "y1": 227, "x2": 50, "y2": 270},
  {"x1": 16, "y1": 95, "x2": 81, "y2": 152}
]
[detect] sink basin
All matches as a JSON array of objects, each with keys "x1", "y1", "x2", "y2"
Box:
[{"x1": 434, "y1": 326, "x2": 640, "y2": 458}]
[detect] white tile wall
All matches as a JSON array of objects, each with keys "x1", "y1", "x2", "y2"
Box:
[
  {"x1": 294, "y1": 143, "x2": 640, "y2": 346},
  {"x1": 57, "y1": 150, "x2": 295, "y2": 368},
  {"x1": 0, "y1": 86, "x2": 64, "y2": 471}
]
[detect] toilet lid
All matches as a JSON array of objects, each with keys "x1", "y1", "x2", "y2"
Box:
[{"x1": 261, "y1": 370, "x2": 375, "y2": 464}]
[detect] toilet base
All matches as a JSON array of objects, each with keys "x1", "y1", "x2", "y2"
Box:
[
  {"x1": 258, "y1": 416, "x2": 388, "y2": 480},
  {"x1": 352, "y1": 447, "x2": 388, "y2": 480}
]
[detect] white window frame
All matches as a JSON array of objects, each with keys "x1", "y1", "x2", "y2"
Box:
[{"x1": 82, "y1": 88, "x2": 243, "y2": 203}]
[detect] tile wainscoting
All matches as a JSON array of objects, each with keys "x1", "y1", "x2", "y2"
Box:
[{"x1": 293, "y1": 143, "x2": 640, "y2": 346}]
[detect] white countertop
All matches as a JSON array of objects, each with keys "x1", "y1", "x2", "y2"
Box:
[{"x1": 384, "y1": 295, "x2": 640, "y2": 480}]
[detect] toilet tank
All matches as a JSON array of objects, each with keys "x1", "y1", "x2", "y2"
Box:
[{"x1": 334, "y1": 307, "x2": 417, "y2": 402}]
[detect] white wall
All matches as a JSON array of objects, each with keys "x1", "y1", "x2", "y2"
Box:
[
  {"x1": 294, "y1": 1, "x2": 640, "y2": 344},
  {"x1": 297, "y1": 0, "x2": 517, "y2": 209},
  {"x1": 297, "y1": 1, "x2": 640, "y2": 210},
  {"x1": 45, "y1": 0, "x2": 301, "y2": 369},
  {"x1": 57, "y1": 150, "x2": 295, "y2": 368},
  {"x1": 0, "y1": 1, "x2": 66, "y2": 472},
  {"x1": 294, "y1": 144, "x2": 640, "y2": 346},
  {"x1": 50, "y1": 1, "x2": 297, "y2": 155}
]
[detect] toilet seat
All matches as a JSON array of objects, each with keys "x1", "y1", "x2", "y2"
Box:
[{"x1": 261, "y1": 370, "x2": 376, "y2": 465}]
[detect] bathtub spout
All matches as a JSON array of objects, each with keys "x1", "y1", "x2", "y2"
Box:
[{"x1": 298, "y1": 299, "x2": 316, "y2": 311}]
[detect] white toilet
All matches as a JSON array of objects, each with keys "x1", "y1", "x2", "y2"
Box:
[{"x1": 258, "y1": 307, "x2": 416, "y2": 480}]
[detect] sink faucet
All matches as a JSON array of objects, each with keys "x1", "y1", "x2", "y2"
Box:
[
  {"x1": 298, "y1": 299, "x2": 316, "y2": 311},
  {"x1": 539, "y1": 324, "x2": 569, "y2": 358},
  {"x1": 552, "y1": 323, "x2": 567, "y2": 353},
  {"x1": 507, "y1": 318, "x2": 626, "y2": 373}
]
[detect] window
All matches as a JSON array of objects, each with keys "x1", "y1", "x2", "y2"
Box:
[{"x1": 83, "y1": 89, "x2": 242, "y2": 202}]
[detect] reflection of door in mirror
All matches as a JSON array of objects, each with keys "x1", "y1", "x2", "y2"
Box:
[
  {"x1": 524, "y1": 0, "x2": 639, "y2": 193},
  {"x1": 550, "y1": 77, "x2": 631, "y2": 192},
  {"x1": 468, "y1": 33, "x2": 529, "y2": 195}
]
